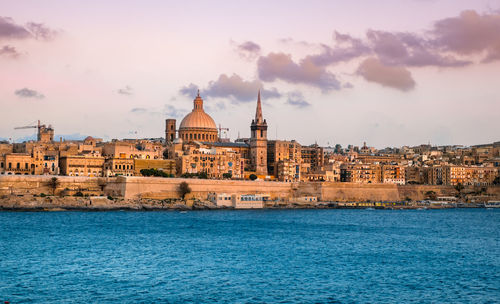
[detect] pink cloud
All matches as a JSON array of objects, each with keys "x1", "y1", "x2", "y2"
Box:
[
  {"x1": 235, "y1": 41, "x2": 261, "y2": 61},
  {"x1": 180, "y1": 74, "x2": 281, "y2": 103},
  {"x1": 0, "y1": 45, "x2": 20, "y2": 58},
  {"x1": 431, "y1": 10, "x2": 500, "y2": 62},
  {"x1": 257, "y1": 52, "x2": 341, "y2": 92},
  {"x1": 357, "y1": 57, "x2": 416, "y2": 91}
]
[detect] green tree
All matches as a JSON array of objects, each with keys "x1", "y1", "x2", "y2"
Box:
[
  {"x1": 222, "y1": 173, "x2": 232, "y2": 179},
  {"x1": 178, "y1": 181, "x2": 191, "y2": 199},
  {"x1": 249, "y1": 174, "x2": 257, "y2": 181},
  {"x1": 47, "y1": 177, "x2": 60, "y2": 196}
]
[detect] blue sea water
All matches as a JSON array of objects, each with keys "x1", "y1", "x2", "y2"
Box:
[{"x1": 0, "y1": 209, "x2": 499, "y2": 303}]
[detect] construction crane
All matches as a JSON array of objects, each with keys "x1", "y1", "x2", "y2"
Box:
[
  {"x1": 14, "y1": 120, "x2": 53, "y2": 142},
  {"x1": 14, "y1": 120, "x2": 40, "y2": 130}
]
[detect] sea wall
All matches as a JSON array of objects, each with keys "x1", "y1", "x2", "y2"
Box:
[
  {"x1": 0, "y1": 175, "x2": 497, "y2": 203},
  {"x1": 0, "y1": 175, "x2": 110, "y2": 196},
  {"x1": 118, "y1": 176, "x2": 294, "y2": 200}
]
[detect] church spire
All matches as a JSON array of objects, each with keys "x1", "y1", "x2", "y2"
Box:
[{"x1": 255, "y1": 90, "x2": 263, "y2": 124}]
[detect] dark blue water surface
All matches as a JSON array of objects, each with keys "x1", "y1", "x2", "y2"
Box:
[{"x1": 1, "y1": 209, "x2": 499, "y2": 303}]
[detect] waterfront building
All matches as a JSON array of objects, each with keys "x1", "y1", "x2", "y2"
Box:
[
  {"x1": 0, "y1": 153, "x2": 34, "y2": 175},
  {"x1": 177, "y1": 142, "x2": 242, "y2": 179},
  {"x1": 208, "y1": 193, "x2": 268, "y2": 208},
  {"x1": 104, "y1": 158, "x2": 135, "y2": 177},
  {"x1": 275, "y1": 159, "x2": 300, "y2": 182},
  {"x1": 208, "y1": 192, "x2": 233, "y2": 207},
  {"x1": 341, "y1": 163, "x2": 382, "y2": 183},
  {"x1": 301, "y1": 144, "x2": 325, "y2": 173},
  {"x1": 381, "y1": 165, "x2": 406, "y2": 185},
  {"x1": 405, "y1": 166, "x2": 425, "y2": 184},
  {"x1": 267, "y1": 140, "x2": 301, "y2": 176},
  {"x1": 302, "y1": 163, "x2": 341, "y2": 182},
  {"x1": 102, "y1": 140, "x2": 162, "y2": 160},
  {"x1": 234, "y1": 194, "x2": 268, "y2": 209},
  {"x1": 59, "y1": 155, "x2": 105, "y2": 177}
]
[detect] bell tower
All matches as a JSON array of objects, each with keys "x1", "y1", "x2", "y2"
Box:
[
  {"x1": 250, "y1": 91, "x2": 268, "y2": 175},
  {"x1": 165, "y1": 119, "x2": 176, "y2": 143}
]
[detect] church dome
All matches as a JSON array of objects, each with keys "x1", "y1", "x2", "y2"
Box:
[{"x1": 179, "y1": 93, "x2": 217, "y2": 130}]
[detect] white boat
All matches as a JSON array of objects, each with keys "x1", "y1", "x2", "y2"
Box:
[{"x1": 484, "y1": 201, "x2": 500, "y2": 208}]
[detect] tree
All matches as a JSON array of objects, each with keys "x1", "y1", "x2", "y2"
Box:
[
  {"x1": 178, "y1": 181, "x2": 191, "y2": 199},
  {"x1": 140, "y1": 168, "x2": 171, "y2": 177},
  {"x1": 47, "y1": 177, "x2": 60, "y2": 196},
  {"x1": 222, "y1": 173, "x2": 232, "y2": 179},
  {"x1": 455, "y1": 182, "x2": 465, "y2": 194},
  {"x1": 249, "y1": 174, "x2": 257, "y2": 181},
  {"x1": 493, "y1": 176, "x2": 500, "y2": 185},
  {"x1": 425, "y1": 190, "x2": 437, "y2": 200}
]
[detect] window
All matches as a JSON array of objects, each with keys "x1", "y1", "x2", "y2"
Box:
[{"x1": 17, "y1": 163, "x2": 20, "y2": 169}]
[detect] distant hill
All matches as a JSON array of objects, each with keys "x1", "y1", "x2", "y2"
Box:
[{"x1": 13, "y1": 133, "x2": 88, "y2": 143}]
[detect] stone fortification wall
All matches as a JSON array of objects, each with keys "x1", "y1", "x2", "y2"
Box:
[
  {"x1": 0, "y1": 175, "x2": 497, "y2": 203},
  {"x1": 319, "y1": 182, "x2": 400, "y2": 202},
  {"x1": 119, "y1": 177, "x2": 293, "y2": 200},
  {"x1": 0, "y1": 175, "x2": 110, "y2": 196}
]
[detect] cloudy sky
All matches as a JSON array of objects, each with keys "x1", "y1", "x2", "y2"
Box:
[{"x1": 1, "y1": 0, "x2": 499, "y2": 148}]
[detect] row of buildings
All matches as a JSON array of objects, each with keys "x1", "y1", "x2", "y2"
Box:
[{"x1": 1, "y1": 91, "x2": 499, "y2": 186}]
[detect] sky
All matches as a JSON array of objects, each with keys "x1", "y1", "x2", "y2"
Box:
[{"x1": 1, "y1": 0, "x2": 499, "y2": 148}]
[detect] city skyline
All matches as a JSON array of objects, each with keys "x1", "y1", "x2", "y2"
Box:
[{"x1": 1, "y1": 0, "x2": 500, "y2": 148}]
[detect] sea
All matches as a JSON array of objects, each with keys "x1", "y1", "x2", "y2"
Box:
[{"x1": 0, "y1": 209, "x2": 499, "y2": 303}]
